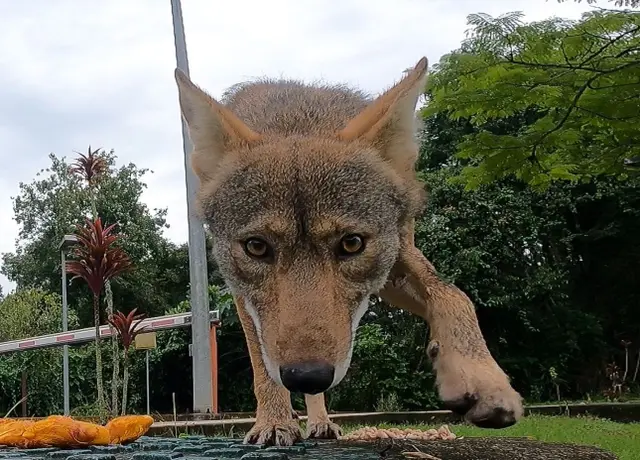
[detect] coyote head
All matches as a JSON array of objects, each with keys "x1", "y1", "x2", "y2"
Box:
[{"x1": 175, "y1": 58, "x2": 428, "y2": 394}]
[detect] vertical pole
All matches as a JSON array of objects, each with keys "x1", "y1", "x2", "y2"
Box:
[
  {"x1": 21, "y1": 371, "x2": 27, "y2": 416},
  {"x1": 146, "y1": 349, "x2": 151, "y2": 415},
  {"x1": 209, "y1": 325, "x2": 218, "y2": 414},
  {"x1": 61, "y1": 250, "x2": 70, "y2": 416},
  {"x1": 170, "y1": 0, "x2": 212, "y2": 413}
]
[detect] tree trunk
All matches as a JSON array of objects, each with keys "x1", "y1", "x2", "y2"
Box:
[
  {"x1": 88, "y1": 172, "x2": 110, "y2": 421},
  {"x1": 121, "y1": 349, "x2": 129, "y2": 416},
  {"x1": 93, "y1": 293, "x2": 105, "y2": 419},
  {"x1": 339, "y1": 437, "x2": 617, "y2": 460},
  {"x1": 105, "y1": 280, "x2": 119, "y2": 417}
]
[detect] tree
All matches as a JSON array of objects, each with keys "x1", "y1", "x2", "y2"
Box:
[
  {"x1": 70, "y1": 146, "x2": 121, "y2": 416},
  {"x1": 0, "y1": 150, "x2": 231, "y2": 415},
  {"x1": 0, "y1": 289, "x2": 80, "y2": 415},
  {"x1": 559, "y1": 0, "x2": 640, "y2": 7},
  {"x1": 1, "y1": 151, "x2": 188, "y2": 324},
  {"x1": 66, "y1": 218, "x2": 133, "y2": 417},
  {"x1": 417, "y1": 69, "x2": 640, "y2": 401},
  {"x1": 425, "y1": 9, "x2": 640, "y2": 189}
]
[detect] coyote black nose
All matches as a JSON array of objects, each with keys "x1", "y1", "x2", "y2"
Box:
[{"x1": 279, "y1": 361, "x2": 335, "y2": 394}]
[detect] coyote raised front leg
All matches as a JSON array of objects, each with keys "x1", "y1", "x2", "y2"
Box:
[
  {"x1": 380, "y1": 240, "x2": 524, "y2": 428},
  {"x1": 235, "y1": 297, "x2": 303, "y2": 446}
]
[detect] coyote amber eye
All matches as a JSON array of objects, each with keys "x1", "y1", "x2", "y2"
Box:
[
  {"x1": 339, "y1": 234, "x2": 365, "y2": 255},
  {"x1": 244, "y1": 238, "x2": 270, "y2": 258}
]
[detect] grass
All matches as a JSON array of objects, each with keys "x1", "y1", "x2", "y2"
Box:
[{"x1": 343, "y1": 415, "x2": 640, "y2": 460}]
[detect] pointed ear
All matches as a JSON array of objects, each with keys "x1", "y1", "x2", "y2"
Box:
[
  {"x1": 337, "y1": 57, "x2": 428, "y2": 175},
  {"x1": 174, "y1": 69, "x2": 261, "y2": 182}
]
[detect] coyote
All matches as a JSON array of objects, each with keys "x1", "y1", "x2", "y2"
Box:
[{"x1": 174, "y1": 57, "x2": 524, "y2": 446}]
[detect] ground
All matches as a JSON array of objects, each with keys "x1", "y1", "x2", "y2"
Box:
[
  {"x1": 340, "y1": 415, "x2": 640, "y2": 460},
  {"x1": 0, "y1": 415, "x2": 636, "y2": 460}
]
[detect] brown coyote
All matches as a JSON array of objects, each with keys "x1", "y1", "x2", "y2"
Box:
[{"x1": 174, "y1": 57, "x2": 523, "y2": 446}]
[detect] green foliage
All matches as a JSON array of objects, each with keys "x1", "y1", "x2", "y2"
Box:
[
  {"x1": 559, "y1": 0, "x2": 640, "y2": 7},
  {"x1": 418, "y1": 86, "x2": 640, "y2": 401},
  {"x1": 0, "y1": 289, "x2": 78, "y2": 341},
  {"x1": 327, "y1": 310, "x2": 438, "y2": 411},
  {"x1": 426, "y1": 9, "x2": 640, "y2": 189},
  {"x1": 0, "y1": 289, "x2": 79, "y2": 415},
  {"x1": 1, "y1": 151, "x2": 188, "y2": 326},
  {"x1": 374, "y1": 392, "x2": 402, "y2": 413}
]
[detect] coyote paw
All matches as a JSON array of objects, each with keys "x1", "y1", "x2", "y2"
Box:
[
  {"x1": 244, "y1": 419, "x2": 303, "y2": 446},
  {"x1": 306, "y1": 420, "x2": 342, "y2": 439},
  {"x1": 431, "y1": 344, "x2": 524, "y2": 429}
]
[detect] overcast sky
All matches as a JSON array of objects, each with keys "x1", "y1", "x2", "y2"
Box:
[{"x1": 0, "y1": 0, "x2": 593, "y2": 294}]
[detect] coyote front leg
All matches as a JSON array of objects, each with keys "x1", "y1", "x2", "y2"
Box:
[
  {"x1": 304, "y1": 394, "x2": 341, "y2": 439},
  {"x1": 235, "y1": 296, "x2": 303, "y2": 445},
  {"x1": 380, "y1": 241, "x2": 524, "y2": 428}
]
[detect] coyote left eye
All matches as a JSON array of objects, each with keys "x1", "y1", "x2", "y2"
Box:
[
  {"x1": 337, "y1": 234, "x2": 365, "y2": 258},
  {"x1": 244, "y1": 238, "x2": 272, "y2": 260}
]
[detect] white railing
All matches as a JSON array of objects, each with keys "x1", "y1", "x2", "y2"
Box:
[{"x1": 0, "y1": 310, "x2": 220, "y2": 354}]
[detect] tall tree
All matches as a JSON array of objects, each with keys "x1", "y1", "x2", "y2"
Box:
[
  {"x1": 425, "y1": 9, "x2": 640, "y2": 189},
  {"x1": 70, "y1": 146, "x2": 122, "y2": 415}
]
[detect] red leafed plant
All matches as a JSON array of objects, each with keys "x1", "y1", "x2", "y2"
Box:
[
  {"x1": 70, "y1": 146, "x2": 122, "y2": 416},
  {"x1": 108, "y1": 308, "x2": 147, "y2": 415},
  {"x1": 66, "y1": 217, "x2": 133, "y2": 416},
  {"x1": 69, "y1": 145, "x2": 107, "y2": 187}
]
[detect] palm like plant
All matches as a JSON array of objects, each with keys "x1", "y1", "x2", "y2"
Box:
[
  {"x1": 69, "y1": 146, "x2": 122, "y2": 415},
  {"x1": 69, "y1": 146, "x2": 107, "y2": 190},
  {"x1": 66, "y1": 217, "x2": 133, "y2": 417},
  {"x1": 108, "y1": 308, "x2": 147, "y2": 415}
]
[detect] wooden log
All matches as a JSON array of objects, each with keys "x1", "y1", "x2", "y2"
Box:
[{"x1": 337, "y1": 437, "x2": 618, "y2": 460}]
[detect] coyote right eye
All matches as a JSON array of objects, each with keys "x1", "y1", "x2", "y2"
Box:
[{"x1": 243, "y1": 238, "x2": 272, "y2": 260}]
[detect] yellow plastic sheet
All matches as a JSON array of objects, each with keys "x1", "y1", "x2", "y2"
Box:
[{"x1": 0, "y1": 415, "x2": 154, "y2": 448}]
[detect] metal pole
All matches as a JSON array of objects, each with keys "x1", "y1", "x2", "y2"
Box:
[
  {"x1": 209, "y1": 325, "x2": 218, "y2": 414},
  {"x1": 146, "y1": 349, "x2": 150, "y2": 415},
  {"x1": 21, "y1": 371, "x2": 27, "y2": 416},
  {"x1": 61, "y1": 250, "x2": 70, "y2": 416},
  {"x1": 170, "y1": 0, "x2": 213, "y2": 413}
]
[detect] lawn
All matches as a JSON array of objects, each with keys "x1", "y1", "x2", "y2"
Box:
[{"x1": 343, "y1": 415, "x2": 640, "y2": 460}]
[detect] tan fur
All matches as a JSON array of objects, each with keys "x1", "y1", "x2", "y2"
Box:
[
  {"x1": 175, "y1": 57, "x2": 523, "y2": 446},
  {"x1": 304, "y1": 394, "x2": 342, "y2": 439},
  {"x1": 380, "y1": 236, "x2": 524, "y2": 426},
  {"x1": 235, "y1": 296, "x2": 302, "y2": 445}
]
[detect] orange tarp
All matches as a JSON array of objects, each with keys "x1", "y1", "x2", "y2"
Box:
[
  {"x1": 0, "y1": 415, "x2": 154, "y2": 448},
  {"x1": 105, "y1": 415, "x2": 154, "y2": 445}
]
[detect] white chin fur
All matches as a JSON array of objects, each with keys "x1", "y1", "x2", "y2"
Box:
[
  {"x1": 243, "y1": 298, "x2": 283, "y2": 386},
  {"x1": 330, "y1": 296, "x2": 371, "y2": 388}
]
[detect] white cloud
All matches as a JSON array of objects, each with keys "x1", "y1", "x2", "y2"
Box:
[{"x1": 0, "y1": 0, "x2": 592, "y2": 294}]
